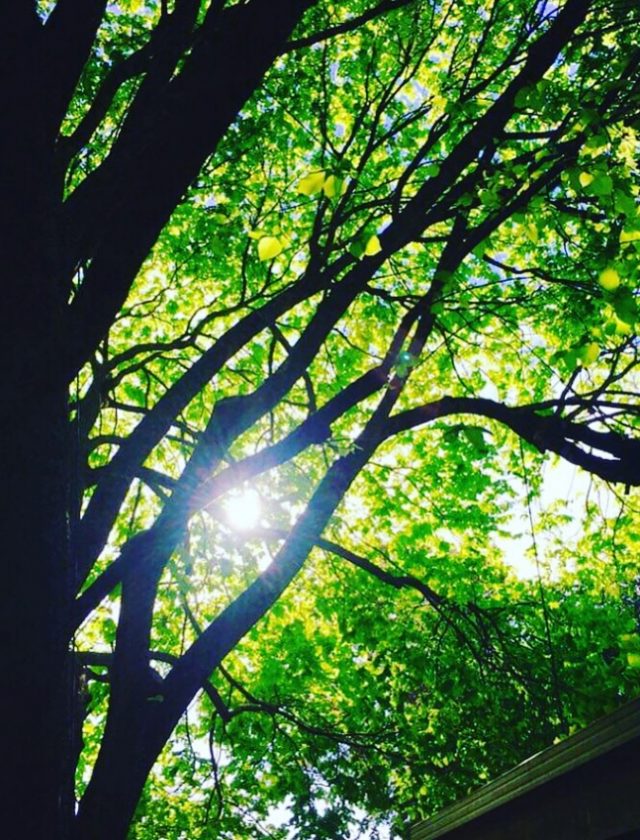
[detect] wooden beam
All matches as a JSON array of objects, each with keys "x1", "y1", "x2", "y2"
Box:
[{"x1": 411, "y1": 697, "x2": 640, "y2": 840}]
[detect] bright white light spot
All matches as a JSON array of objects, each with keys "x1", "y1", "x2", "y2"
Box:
[{"x1": 225, "y1": 489, "x2": 262, "y2": 531}]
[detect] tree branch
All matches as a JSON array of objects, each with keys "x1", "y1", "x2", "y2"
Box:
[
  {"x1": 389, "y1": 396, "x2": 640, "y2": 486},
  {"x1": 61, "y1": 0, "x2": 316, "y2": 384},
  {"x1": 285, "y1": 0, "x2": 419, "y2": 52},
  {"x1": 43, "y1": 0, "x2": 108, "y2": 139}
]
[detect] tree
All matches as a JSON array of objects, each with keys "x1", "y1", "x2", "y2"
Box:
[{"x1": 3, "y1": 0, "x2": 640, "y2": 837}]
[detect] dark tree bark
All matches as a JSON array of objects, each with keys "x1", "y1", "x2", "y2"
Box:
[{"x1": 0, "y1": 11, "x2": 77, "y2": 835}]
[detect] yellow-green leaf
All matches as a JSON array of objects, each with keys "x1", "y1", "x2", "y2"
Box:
[
  {"x1": 627, "y1": 652, "x2": 640, "y2": 668},
  {"x1": 297, "y1": 171, "x2": 326, "y2": 196},
  {"x1": 364, "y1": 235, "x2": 382, "y2": 256},
  {"x1": 620, "y1": 228, "x2": 640, "y2": 243},
  {"x1": 258, "y1": 236, "x2": 282, "y2": 261},
  {"x1": 579, "y1": 342, "x2": 600, "y2": 365},
  {"x1": 525, "y1": 223, "x2": 539, "y2": 243},
  {"x1": 619, "y1": 633, "x2": 640, "y2": 649},
  {"x1": 613, "y1": 317, "x2": 632, "y2": 335},
  {"x1": 579, "y1": 171, "x2": 594, "y2": 187},
  {"x1": 598, "y1": 267, "x2": 620, "y2": 291},
  {"x1": 323, "y1": 174, "x2": 346, "y2": 198}
]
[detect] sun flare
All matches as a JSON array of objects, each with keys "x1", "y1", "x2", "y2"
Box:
[{"x1": 224, "y1": 489, "x2": 262, "y2": 531}]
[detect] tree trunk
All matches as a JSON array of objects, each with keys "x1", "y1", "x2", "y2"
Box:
[
  {"x1": 0, "y1": 109, "x2": 75, "y2": 832},
  {"x1": 73, "y1": 709, "x2": 160, "y2": 840},
  {"x1": 0, "y1": 364, "x2": 75, "y2": 838}
]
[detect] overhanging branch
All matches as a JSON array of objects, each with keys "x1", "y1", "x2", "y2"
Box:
[{"x1": 389, "y1": 396, "x2": 640, "y2": 486}]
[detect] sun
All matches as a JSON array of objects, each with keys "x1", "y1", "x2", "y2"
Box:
[{"x1": 224, "y1": 488, "x2": 262, "y2": 531}]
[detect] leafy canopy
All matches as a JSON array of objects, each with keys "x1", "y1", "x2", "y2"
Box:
[{"x1": 31, "y1": 0, "x2": 640, "y2": 836}]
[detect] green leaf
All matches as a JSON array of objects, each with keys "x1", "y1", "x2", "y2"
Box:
[
  {"x1": 479, "y1": 189, "x2": 498, "y2": 209},
  {"x1": 349, "y1": 239, "x2": 365, "y2": 259},
  {"x1": 611, "y1": 287, "x2": 638, "y2": 324},
  {"x1": 585, "y1": 132, "x2": 608, "y2": 150},
  {"x1": 619, "y1": 633, "x2": 640, "y2": 651},
  {"x1": 614, "y1": 191, "x2": 637, "y2": 218},
  {"x1": 514, "y1": 86, "x2": 532, "y2": 109},
  {"x1": 590, "y1": 173, "x2": 613, "y2": 196},
  {"x1": 462, "y1": 426, "x2": 489, "y2": 452}
]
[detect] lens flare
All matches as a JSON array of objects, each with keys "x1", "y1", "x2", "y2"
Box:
[{"x1": 224, "y1": 489, "x2": 262, "y2": 531}]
